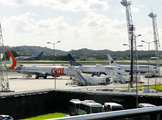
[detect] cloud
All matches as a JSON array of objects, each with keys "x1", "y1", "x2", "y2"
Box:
[
  {"x1": 139, "y1": 5, "x2": 144, "y2": 8},
  {"x1": 1, "y1": 12, "x2": 130, "y2": 51},
  {"x1": 118, "y1": 6, "x2": 139, "y2": 13},
  {"x1": 11, "y1": 7, "x2": 162, "y2": 52},
  {"x1": 0, "y1": 0, "x2": 109, "y2": 11},
  {"x1": 131, "y1": 7, "x2": 140, "y2": 13}
]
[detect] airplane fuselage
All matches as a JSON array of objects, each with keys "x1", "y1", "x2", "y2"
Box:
[
  {"x1": 13, "y1": 65, "x2": 74, "y2": 76},
  {"x1": 119, "y1": 65, "x2": 157, "y2": 73},
  {"x1": 77, "y1": 65, "x2": 125, "y2": 75}
]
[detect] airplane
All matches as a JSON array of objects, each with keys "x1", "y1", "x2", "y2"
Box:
[
  {"x1": 68, "y1": 54, "x2": 125, "y2": 76},
  {"x1": 7, "y1": 50, "x2": 73, "y2": 79},
  {"x1": 15, "y1": 51, "x2": 44, "y2": 60},
  {"x1": 107, "y1": 54, "x2": 158, "y2": 73}
]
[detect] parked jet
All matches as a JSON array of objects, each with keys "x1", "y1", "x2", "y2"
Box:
[
  {"x1": 107, "y1": 54, "x2": 158, "y2": 73},
  {"x1": 15, "y1": 51, "x2": 44, "y2": 60},
  {"x1": 7, "y1": 50, "x2": 73, "y2": 79},
  {"x1": 68, "y1": 54, "x2": 125, "y2": 76}
]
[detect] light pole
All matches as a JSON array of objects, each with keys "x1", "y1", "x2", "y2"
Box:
[
  {"x1": 47, "y1": 41, "x2": 61, "y2": 66},
  {"x1": 123, "y1": 36, "x2": 142, "y2": 108},
  {"x1": 47, "y1": 41, "x2": 61, "y2": 89},
  {"x1": 141, "y1": 40, "x2": 155, "y2": 93}
]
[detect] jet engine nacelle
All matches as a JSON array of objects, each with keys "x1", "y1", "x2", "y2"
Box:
[
  {"x1": 91, "y1": 72, "x2": 101, "y2": 76},
  {"x1": 37, "y1": 72, "x2": 47, "y2": 77},
  {"x1": 36, "y1": 72, "x2": 48, "y2": 79}
]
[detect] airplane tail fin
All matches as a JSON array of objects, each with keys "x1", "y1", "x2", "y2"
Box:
[
  {"x1": 68, "y1": 54, "x2": 82, "y2": 66},
  {"x1": 107, "y1": 54, "x2": 120, "y2": 66},
  {"x1": 6, "y1": 50, "x2": 22, "y2": 70},
  {"x1": 37, "y1": 51, "x2": 43, "y2": 58}
]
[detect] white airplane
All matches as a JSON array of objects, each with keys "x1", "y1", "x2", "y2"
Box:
[
  {"x1": 107, "y1": 54, "x2": 158, "y2": 73},
  {"x1": 7, "y1": 50, "x2": 73, "y2": 79},
  {"x1": 68, "y1": 54, "x2": 125, "y2": 76}
]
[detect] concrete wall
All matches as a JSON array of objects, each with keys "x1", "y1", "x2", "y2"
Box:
[{"x1": 0, "y1": 89, "x2": 162, "y2": 119}]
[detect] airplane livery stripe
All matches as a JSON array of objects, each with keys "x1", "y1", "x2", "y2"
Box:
[{"x1": 7, "y1": 50, "x2": 17, "y2": 70}]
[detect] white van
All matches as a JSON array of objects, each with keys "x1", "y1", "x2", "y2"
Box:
[
  {"x1": 138, "y1": 103, "x2": 156, "y2": 108},
  {"x1": 68, "y1": 99, "x2": 81, "y2": 116},
  {"x1": 79, "y1": 100, "x2": 104, "y2": 115},
  {"x1": 104, "y1": 102, "x2": 124, "y2": 112}
]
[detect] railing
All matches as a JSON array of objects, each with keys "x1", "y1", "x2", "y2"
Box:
[{"x1": 49, "y1": 106, "x2": 162, "y2": 120}]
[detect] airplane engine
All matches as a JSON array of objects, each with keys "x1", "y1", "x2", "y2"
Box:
[
  {"x1": 36, "y1": 72, "x2": 48, "y2": 79},
  {"x1": 91, "y1": 72, "x2": 101, "y2": 77}
]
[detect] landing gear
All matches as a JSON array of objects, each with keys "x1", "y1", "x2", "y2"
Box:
[
  {"x1": 35, "y1": 76, "x2": 39, "y2": 79},
  {"x1": 44, "y1": 75, "x2": 47, "y2": 79}
]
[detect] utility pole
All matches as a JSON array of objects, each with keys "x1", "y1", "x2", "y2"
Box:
[{"x1": 130, "y1": 25, "x2": 134, "y2": 88}]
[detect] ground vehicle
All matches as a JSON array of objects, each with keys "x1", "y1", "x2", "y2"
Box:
[
  {"x1": 145, "y1": 73, "x2": 154, "y2": 78},
  {"x1": 104, "y1": 102, "x2": 124, "y2": 112},
  {"x1": 68, "y1": 99, "x2": 81, "y2": 116},
  {"x1": 0, "y1": 115, "x2": 13, "y2": 120},
  {"x1": 79, "y1": 100, "x2": 104, "y2": 115},
  {"x1": 138, "y1": 103, "x2": 156, "y2": 108},
  {"x1": 112, "y1": 74, "x2": 140, "y2": 83}
]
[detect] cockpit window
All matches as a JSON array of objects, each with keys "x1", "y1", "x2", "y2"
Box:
[
  {"x1": 154, "y1": 67, "x2": 157, "y2": 69},
  {"x1": 118, "y1": 68, "x2": 121, "y2": 70}
]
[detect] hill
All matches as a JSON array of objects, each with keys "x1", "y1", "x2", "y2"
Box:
[{"x1": 2, "y1": 45, "x2": 157, "y2": 60}]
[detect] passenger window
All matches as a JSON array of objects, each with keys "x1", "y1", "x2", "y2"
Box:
[
  {"x1": 87, "y1": 107, "x2": 91, "y2": 114},
  {"x1": 108, "y1": 105, "x2": 110, "y2": 111}
]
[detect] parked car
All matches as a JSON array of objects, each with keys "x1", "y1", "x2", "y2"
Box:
[
  {"x1": 138, "y1": 103, "x2": 156, "y2": 108},
  {"x1": 144, "y1": 73, "x2": 153, "y2": 78},
  {"x1": 0, "y1": 115, "x2": 13, "y2": 120},
  {"x1": 69, "y1": 99, "x2": 81, "y2": 116},
  {"x1": 79, "y1": 100, "x2": 104, "y2": 115},
  {"x1": 104, "y1": 102, "x2": 124, "y2": 112}
]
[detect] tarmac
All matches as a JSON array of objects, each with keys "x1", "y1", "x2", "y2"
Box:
[{"x1": 6, "y1": 72, "x2": 162, "y2": 92}]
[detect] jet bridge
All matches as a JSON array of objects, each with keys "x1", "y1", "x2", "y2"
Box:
[
  {"x1": 96, "y1": 64, "x2": 126, "y2": 84},
  {"x1": 68, "y1": 66, "x2": 98, "y2": 86}
]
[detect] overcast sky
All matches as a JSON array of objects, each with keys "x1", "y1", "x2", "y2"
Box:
[{"x1": 0, "y1": 0, "x2": 162, "y2": 51}]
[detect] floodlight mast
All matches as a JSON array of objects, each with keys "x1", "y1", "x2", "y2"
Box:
[
  {"x1": 121, "y1": 0, "x2": 136, "y2": 88},
  {"x1": 120, "y1": 0, "x2": 133, "y2": 51},
  {"x1": 148, "y1": 11, "x2": 161, "y2": 76},
  {"x1": 0, "y1": 23, "x2": 10, "y2": 91}
]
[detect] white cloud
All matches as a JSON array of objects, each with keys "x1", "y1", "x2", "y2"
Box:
[
  {"x1": 118, "y1": 6, "x2": 139, "y2": 13},
  {"x1": 1, "y1": 12, "x2": 129, "y2": 51},
  {"x1": 131, "y1": 7, "x2": 140, "y2": 13},
  {"x1": 139, "y1": 5, "x2": 144, "y2": 8},
  {"x1": 0, "y1": 0, "x2": 109, "y2": 11}
]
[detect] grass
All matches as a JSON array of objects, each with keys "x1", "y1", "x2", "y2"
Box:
[
  {"x1": 119, "y1": 84, "x2": 162, "y2": 91},
  {"x1": 19, "y1": 112, "x2": 66, "y2": 120}
]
